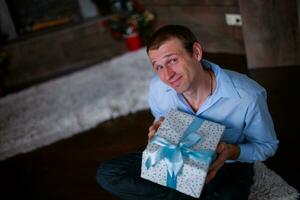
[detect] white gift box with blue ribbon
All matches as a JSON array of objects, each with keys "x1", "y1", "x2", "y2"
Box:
[{"x1": 141, "y1": 109, "x2": 225, "y2": 198}]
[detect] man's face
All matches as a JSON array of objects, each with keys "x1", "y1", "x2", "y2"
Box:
[{"x1": 148, "y1": 38, "x2": 201, "y2": 93}]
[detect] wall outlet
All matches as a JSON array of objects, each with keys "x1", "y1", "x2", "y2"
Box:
[{"x1": 225, "y1": 14, "x2": 242, "y2": 26}]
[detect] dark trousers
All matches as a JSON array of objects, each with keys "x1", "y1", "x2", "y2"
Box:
[{"x1": 96, "y1": 152, "x2": 254, "y2": 200}]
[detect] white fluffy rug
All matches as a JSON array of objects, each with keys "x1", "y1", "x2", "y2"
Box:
[
  {"x1": 0, "y1": 48, "x2": 298, "y2": 199},
  {"x1": 0, "y1": 48, "x2": 153, "y2": 160},
  {"x1": 250, "y1": 162, "x2": 299, "y2": 200}
]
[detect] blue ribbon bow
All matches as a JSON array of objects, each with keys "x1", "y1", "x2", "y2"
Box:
[{"x1": 145, "y1": 117, "x2": 216, "y2": 189}]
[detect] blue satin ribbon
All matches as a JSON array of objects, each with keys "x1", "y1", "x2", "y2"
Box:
[{"x1": 145, "y1": 117, "x2": 216, "y2": 189}]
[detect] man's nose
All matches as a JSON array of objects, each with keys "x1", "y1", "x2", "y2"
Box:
[{"x1": 163, "y1": 66, "x2": 175, "y2": 80}]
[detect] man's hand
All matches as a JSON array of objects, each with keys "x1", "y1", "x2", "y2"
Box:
[
  {"x1": 206, "y1": 143, "x2": 240, "y2": 183},
  {"x1": 148, "y1": 117, "x2": 164, "y2": 141}
]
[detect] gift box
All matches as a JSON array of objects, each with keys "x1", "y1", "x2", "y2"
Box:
[{"x1": 141, "y1": 109, "x2": 225, "y2": 198}]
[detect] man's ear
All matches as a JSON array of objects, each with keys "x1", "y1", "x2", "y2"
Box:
[{"x1": 193, "y1": 42, "x2": 203, "y2": 61}]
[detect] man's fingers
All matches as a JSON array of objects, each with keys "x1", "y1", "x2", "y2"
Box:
[
  {"x1": 148, "y1": 117, "x2": 165, "y2": 140},
  {"x1": 216, "y1": 142, "x2": 226, "y2": 153},
  {"x1": 209, "y1": 155, "x2": 225, "y2": 176},
  {"x1": 206, "y1": 156, "x2": 225, "y2": 183},
  {"x1": 152, "y1": 117, "x2": 164, "y2": 130},
  {"x1": 154, "y1": 117, "x2": 164, "y2": 127},
  {"x1": 148, "y1": 117, "x2": 164, "y2": 132},
  {"x1": 206, "y1": 170, "x2": 217, "y2": 183},
  {"x1": 158, "y1": 116, "x2": 164, "y2": 122},
  {"x1": 148, "y1": 124, "x2": 155, "y2": 132},
  {"x1": 148, "y1": 126, "x2": 156, "y2": 139},
  {"x1": 206, "y1": 143, "x2": 228, "y2": 183}
]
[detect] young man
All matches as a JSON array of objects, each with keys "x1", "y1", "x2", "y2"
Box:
[{"x1": 96, "y1": 25, "x2": 279, "y2": 200}]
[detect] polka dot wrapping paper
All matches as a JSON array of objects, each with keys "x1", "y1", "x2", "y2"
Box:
[{"x1": 141, "y1": 109, "x2": 225, "y2": 198}]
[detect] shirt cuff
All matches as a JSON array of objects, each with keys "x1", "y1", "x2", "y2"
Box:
[{"x1": 237, "y1": 144, "x2": 254, "y2": 163}]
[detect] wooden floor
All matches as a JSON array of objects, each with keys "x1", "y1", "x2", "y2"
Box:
[
  {"x1": 0, "y1": 54, "x2": 299, "y2": 199},
  {"x1": 0, "y1": 111, "x2": 153, "y2": 200}
]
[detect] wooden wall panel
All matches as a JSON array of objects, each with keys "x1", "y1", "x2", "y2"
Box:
[
  {"x1": 239, "y1": 0, "x2": 300, "y2": 68},
  {"x1": 144, "y1": 3, "x2": 244, "y2": 54},
  {"x1": 3, "y1": 19, "x2": 127, "y2": 91},
  {"x1": 142, "y1": 0, "x2": 238, "y2": 6}
]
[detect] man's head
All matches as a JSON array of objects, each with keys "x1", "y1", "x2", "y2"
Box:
[
  {"x1": 147, "y1": 25, "x2": 204, "y2": 94},
  {"x1": 146, "y1": 25, "x2": 198, "y2": 55}
]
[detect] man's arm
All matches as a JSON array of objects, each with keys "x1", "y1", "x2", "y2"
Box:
[
  {"x1": 237, "y1": 95, "x2": 279, "y2": 162},
  {"x1": 206, "y1": 95, "x2": 279, "y2": 183},
  {"x1": 147, "y1": 76, "x2": 167, "y2": 140}
]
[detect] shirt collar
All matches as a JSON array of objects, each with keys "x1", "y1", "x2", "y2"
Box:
[{"x1": 202, "y1": 59, "x2": 240, "y2": 99}]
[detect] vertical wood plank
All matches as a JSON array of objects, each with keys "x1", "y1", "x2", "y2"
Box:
[{"x1": 239, "y1": 0, "x2": 300, "y2": 68}]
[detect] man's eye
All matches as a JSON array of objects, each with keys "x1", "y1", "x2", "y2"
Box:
[
  {"x1": 168, "y1": 58, "x2": 177, "y2": 65},
  {"x1": 171, "y1": 58, "x2": 177, "y2": 63},
  {"x1": 155, "y1": 65, "x2": 164, "y2": 71}
]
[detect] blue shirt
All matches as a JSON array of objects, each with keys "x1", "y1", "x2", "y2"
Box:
[{"x1": 148, "y1": 59, "x2": 279, "y2": 163}]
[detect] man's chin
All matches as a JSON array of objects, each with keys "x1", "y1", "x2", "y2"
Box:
[
  {"x1": 166, "y1": 82, "x2": 185, "y2": 93},
  {"x1": 171, "y1": 85, "x2": 185, "y2": 93}
]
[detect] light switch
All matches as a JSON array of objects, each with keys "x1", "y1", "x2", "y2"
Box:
[{"x1": 225, "y1": 14, "x2": 242, "y2": 26}]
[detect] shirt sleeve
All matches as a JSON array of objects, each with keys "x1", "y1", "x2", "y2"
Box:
[
  {"x1": 238, "y1": 95, "x2": 279, "y2": 162},
  {"x1": 148, "y1": 77, "x2": 164, "y2": 121}
]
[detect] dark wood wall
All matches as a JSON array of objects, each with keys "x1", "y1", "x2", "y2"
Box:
[
  {"x1": 2, "y1": 19, "x2": 127, "y2": 93},
  {"x1": 142, "y1": 0, "x2": 245, "y2": 54},
  {"x1": 2, "y1": 0, "x2": 299, "y2": 93},
  {"x1": 239, "y1": 0, "x2": 300, "y2": 68},
  {"x1": 142, "y1": 0, "x2": 300, "y2": 69}
]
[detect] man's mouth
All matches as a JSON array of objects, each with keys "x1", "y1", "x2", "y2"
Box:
[{"x1": 169, "y1": 76, "x2": 182, "y2": 87}]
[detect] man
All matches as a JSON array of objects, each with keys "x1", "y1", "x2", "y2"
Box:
[{"x1": 96, "y1": 25, "x2": 279, "y2": 199}]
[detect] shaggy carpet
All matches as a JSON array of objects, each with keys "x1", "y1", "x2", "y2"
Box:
[
  {"x1": 250, "y1": 162, "x2": 299, "y2": 200},
  {"x1": 0, "y1": 48, "x2": 153, "y2": 160},
  {"x1": 0, "y1": 48, "x2": 298, "y2": 199}
]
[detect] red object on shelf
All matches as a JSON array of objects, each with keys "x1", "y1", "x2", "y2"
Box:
[{"x1": 124, "y1": 33, "x2": 142, "y2": 51}]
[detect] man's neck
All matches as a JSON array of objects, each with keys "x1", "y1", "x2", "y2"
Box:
[{"x1": 183, "y1": 69, "x2": 213, "y2": 112}]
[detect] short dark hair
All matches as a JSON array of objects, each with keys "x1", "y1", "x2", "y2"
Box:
[{"x1": 146, "y1": 25, "x2": 198, "y2": 54}]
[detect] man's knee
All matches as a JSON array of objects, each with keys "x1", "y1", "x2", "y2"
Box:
[{"x1": 96, "y1": 161, "x2": 113, "y2": 190}]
